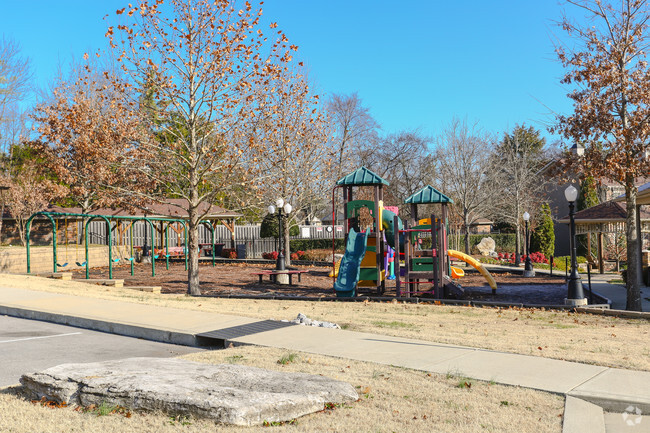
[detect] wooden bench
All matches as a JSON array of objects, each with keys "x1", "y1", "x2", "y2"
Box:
[
  {"x1": 251, "y1": 270, "x2": 309, "y2": 285},
  {"x1": 154, "y1": 247, "x2": 186, "y2": 257}
]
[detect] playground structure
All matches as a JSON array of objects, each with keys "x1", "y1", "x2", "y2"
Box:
[
  {"x1": 395, "y1": 185, "x2": 458, "y2": 298},
  {"x1": 332, "y1": 168, "x2": 389, "y2": 296},
  {"x1": 332, "y1": 167, "x2": 497, "y2": 298}
]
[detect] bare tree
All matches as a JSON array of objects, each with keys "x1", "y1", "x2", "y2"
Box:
[
  {"x1": 553, "y1": 0, "x2": 650, "y2": 310},
  {"x1": 433, "y1": 118, "x2": 497, "y2": 254},
  {"x1": 358, "y1": 129, "x2": 432, "y2": 216},
  {"x1": 247, "y1": 69, "x2": 333, "y2": 265},
  {"x1": 327, "y1": 92, "x2": 379, "y2": 177},
  {"x1": 491, "y1": 125, "x2": 548, "y2": 262},
  {"x1": 0, "y1": 36, "x2": 32, "y2": 127},
  {"x1": 107, "y1": 0, "x2": 297, "y2": 295},
  {"x1": 0, "y1": 36, "x2": 32, "y2": 243}
]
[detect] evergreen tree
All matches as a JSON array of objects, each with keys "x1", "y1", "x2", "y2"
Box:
[
  {"x1": 260, "y1": 213, "x2": 299, "y2": 239},
  {"x1": 531, "y1": 203, "x2": 554, "y2": 257},
  {"x1": 577, "y1": 175, "x2": 599, "y2": 211}
]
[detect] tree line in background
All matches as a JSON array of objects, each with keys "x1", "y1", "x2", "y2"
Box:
[{"x1": 0, "y1": 0, "x2": 647, "y2": 307}]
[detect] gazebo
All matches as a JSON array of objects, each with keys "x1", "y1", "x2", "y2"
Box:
[
  {"x1": 613, "y1": 182, "x2": 650, "y2": 280},
  {"x1": 558, "y1": 199, "x2": 650, "y2": 273}
]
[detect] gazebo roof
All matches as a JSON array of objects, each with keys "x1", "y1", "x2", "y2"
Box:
[
  {"x1": 336, "y1": 167, "x2": 390, "y2": 186},
  {"x1": 405, "y1": 185, "x2": 453, "y2": 204},
  {"x1": 557, "y1": 201, "x2": 650, "y2": 234}
]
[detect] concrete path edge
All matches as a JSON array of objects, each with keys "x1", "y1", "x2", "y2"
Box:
[{"x1": 0, "y1": 304, "x2": 197, "y2": 346}]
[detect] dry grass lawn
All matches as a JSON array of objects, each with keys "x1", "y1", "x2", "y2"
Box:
[
  {"x1": 0, "y1": 346, "x2": 564, "y2": 433},
  {"x1": 2, "y1": 273, "x2": 648, "y2": 371}
]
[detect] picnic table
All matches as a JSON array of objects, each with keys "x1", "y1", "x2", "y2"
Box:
[
  {"x1": 250, "y1": 269, "x2": 309, "y2": 285},
  {"x1": 199, "y1": 243, "x2": 225, "y2": 257}
]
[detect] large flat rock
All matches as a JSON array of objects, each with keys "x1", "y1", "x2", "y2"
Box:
[{"x1": 20, "y1": 357, "x2": 358, "y2": 426}]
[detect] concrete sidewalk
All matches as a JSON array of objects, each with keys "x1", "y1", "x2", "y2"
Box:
[{"x1": 1, "y1": 283, "x2": 649, "y2": 432}]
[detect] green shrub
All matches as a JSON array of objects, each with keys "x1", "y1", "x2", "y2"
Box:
[
  {"x1": 302, "y1": 249, "x2": 340, "y2": 261},
  {"x1": 549, "y1": 255, "x2": 587, "y2": 272},
  {"x1": 260, "y1": 213, "x2": 299, "y2": 238},
  {"x1": 290, "y1": 238, "x2": 344, "y2": 252}
]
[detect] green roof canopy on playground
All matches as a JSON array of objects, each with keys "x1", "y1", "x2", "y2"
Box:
[
  {"x1": 336, "y1": 167, "x2": 390, "y2": 186},
  {"x1": 405, "y1": 185, "x2": 454, "y2": 204}
]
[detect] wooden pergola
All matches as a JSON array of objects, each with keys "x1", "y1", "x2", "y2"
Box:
[{"x1": 558, "y1": 199, "x2": 650, "y2": 273}]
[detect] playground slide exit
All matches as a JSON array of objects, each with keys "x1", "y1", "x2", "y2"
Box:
[{"x1": 447, "y1": 249, "x2": 497, "y2": 291}]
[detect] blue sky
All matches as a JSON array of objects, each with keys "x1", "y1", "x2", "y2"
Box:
[{"x1": 1, "y1": 0, "x2": 576, "y2": 144}]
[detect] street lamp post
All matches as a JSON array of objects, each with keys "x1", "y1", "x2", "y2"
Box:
[
  {"x1": 523, "y1": 212, "x2": 535, "y2": 277},
  {"x1": 268, "y1": 198, "x2": 292, "y2": 271},
  {"x1": 564, "y1": 185, "x2": 587, "y2": 306}
]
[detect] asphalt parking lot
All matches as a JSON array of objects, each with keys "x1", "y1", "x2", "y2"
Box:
[{"x1": 0, "y1": 315, "x2": 203, "y2": 387}]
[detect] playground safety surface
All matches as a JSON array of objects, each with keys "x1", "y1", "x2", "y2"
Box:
[{"x1": 70, "y1": 262, "x2": 572, "y2": 305}]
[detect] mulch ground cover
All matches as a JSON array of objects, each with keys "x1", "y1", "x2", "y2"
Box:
[{"x1": 71, "y1": 260, "x2": 570, "y2": 305}]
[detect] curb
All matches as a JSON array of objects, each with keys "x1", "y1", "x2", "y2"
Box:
[
  {"x1": 562, "y1": 396, "x2": 605, "y2": 433},
  {"x1": 576, "y1": 307, "x2": 650, "y2": 320},
  {"x1": 0, "y1": 305, "x2": 198, "y2": 347}
]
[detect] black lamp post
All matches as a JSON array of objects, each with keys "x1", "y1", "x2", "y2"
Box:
[
  {"x1": 268, "y1": 198, "x2": 292, "y2": 271},
  {"x1": 564, "y1": 185, "x2": 587, "y2": 305},
  {"x1": 523, "y1": 211, "x2": 535, "y2": 277}
]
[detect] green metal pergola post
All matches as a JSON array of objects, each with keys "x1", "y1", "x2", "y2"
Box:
[
  {"x1": 164, "y1": 222, "x2": 170, "y2": 270},
  {"x1": 85, "y1": 215, "x2": 112, "y2": 278},
  {"x1": 201, "y1": 221, "x2": 216, "y2": 267},
  {"x1": 26, "y1": 212, "x2": 56, "y2": 274}
]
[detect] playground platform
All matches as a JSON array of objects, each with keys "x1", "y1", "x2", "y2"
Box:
[{"x1": 0, "y1": 281, "x2": 649, "y2": 432}]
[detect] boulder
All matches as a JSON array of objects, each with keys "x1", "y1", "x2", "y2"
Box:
[
  {"x1": 287, "y1": 313, "x2": 341, "y2": 329},
  {"x1": 476, "y1": 237, "x2": 496, "y2": 256},
  {"x1": 20, "y1": 357, "x2": 358, "y2": 426}
]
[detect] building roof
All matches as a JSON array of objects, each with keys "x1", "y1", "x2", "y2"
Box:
[
  {"x1": 471, "y1": 217, "x2": 493, "y2": 225},
  {"x1": 336, "y1": 167, "x2": 390, "y2": 186},
  {"x1": 404, "y1": 185, "x2": 453, "y2": 204},
  {"x1": 613, "y1": 181, "x2": 650, "y2": 206}
]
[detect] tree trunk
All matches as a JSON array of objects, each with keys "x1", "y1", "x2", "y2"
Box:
[
  {"x1": 0, "y1": 201, "x2": 4, "y2": 244},
  {"x1": 463, "y1": 212, "x2": 470, "y2": 254},
  {"x1": 514, "y1": 223, "x2": 521, "y2": 265},
  {"x1": 187, "y1": 206, "x2": 201, "y2": 296},
  {"x1": 624, "y1": 177, "x2": 641, "y2": 311}
]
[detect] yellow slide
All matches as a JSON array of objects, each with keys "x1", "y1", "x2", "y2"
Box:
[
  {"x1": 450, "y1": 266, "x2": 464, "y2": 279},
  {"x1": 447, "y1": 249, "x2": 497, "y2": 291},
  {"x1": 329, "y1": 258, "x2": 342, "y2": 278}
]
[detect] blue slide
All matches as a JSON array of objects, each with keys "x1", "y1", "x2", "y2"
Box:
[{"x1": 334, "y1": 228, "x2": 369, "y2": 297}]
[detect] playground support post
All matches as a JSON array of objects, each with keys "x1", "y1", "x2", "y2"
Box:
[{"x1": 393, "y1": 215, "x2": 401, "y2": 297}]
